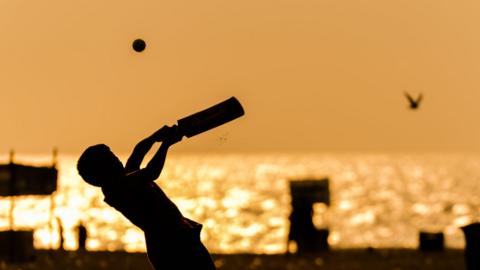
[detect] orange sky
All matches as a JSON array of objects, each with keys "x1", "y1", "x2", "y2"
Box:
[{"x1": 1, "y1": 1, "x2": 480, "y2": 153}]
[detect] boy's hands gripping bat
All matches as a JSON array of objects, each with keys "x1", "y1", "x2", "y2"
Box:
[{"x1": 153, "y1": 97, "x2": 245, "y2": 143}]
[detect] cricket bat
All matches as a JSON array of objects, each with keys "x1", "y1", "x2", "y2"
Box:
[{"x1": 176, "y1": 97, "x2": 245, "y2": 138}]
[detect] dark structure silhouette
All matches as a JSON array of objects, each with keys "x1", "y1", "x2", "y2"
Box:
[
  {"x1": 418, "y1": 231, "x2": 444, "y2": 251},
  {"x1": 404, "y1": 92, "x2": 423, "y2": 110},
  {"x1": 288, "y1": 179, "x2": 330, "y2": 253},
  {"x1": 461, "y1": 223, "x2": 480, "y2": 270},
  {"x1": 0, "y1": 231, "x2": 35, "y2": 262},
  {"x1": 77, "y1": 223, "x2": 87, "y2": 251},
  {"x1": 0, "y1": 151, "x2": 57, "y2": 262}
]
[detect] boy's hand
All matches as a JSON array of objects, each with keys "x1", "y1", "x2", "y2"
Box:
[
  {"x1": 163, "y1": 125, "x2": 183, "y2": 146},
  {"x1": 151, "y1": 125, "x2": 170, "y2": 142}
]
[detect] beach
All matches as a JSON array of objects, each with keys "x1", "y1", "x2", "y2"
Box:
[{"x1": 0, "y1": 249, "x2": 465, "y2": 270}]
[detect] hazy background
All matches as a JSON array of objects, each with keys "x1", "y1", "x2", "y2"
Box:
[{"x1": 1, "y1": 0, "x2": 480, "y2": 154}]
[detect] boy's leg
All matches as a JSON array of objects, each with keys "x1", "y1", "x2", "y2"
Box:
[
  {"x1": 188, "y1": 239, "x2": 216, "y2": 270},
  {"x1": 145, "y1": 231, "x2": 216, "y2": 270}
]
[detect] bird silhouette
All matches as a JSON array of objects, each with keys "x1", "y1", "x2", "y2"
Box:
[{"x1": 404, "y1": 92, "x2": 423, "y2": 110}]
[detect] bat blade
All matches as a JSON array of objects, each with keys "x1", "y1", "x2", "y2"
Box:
[{"x1": 177, "y1": 97, "x2": 245, "y2": 138}]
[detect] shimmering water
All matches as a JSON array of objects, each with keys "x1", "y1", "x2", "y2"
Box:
[{"x1": 1, "y1": 153, "x2": 479, "y2": 253}]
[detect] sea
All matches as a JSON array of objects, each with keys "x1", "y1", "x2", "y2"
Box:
[{"x1": 1, "y1": 153, "x2": 479, "y2": 254}]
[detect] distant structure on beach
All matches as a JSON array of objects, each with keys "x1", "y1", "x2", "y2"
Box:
[
  {"x1": 0, "y1": 150, "x2": 58, "y2": 262},
  {"x1": 288, "y1": 179, "x2": 330, "y2": 254},
  {"x1": 404, "y1": 92, "x2": 423, "y2": 110},
  {"x1": 418, "y1": 231, "x2": 444, "y2": 251},
  {"x1": 461, "y1": 223, "x2": 480, "y2": 270}
]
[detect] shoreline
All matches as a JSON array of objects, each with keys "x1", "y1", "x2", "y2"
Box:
[{"x1": 1, "y1": 248, "x2": 466, "y2": 270}]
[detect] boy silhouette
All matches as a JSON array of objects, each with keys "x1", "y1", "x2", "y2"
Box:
[{"x1": 77, "y1": 125, "x2": 216, "y2": 270}]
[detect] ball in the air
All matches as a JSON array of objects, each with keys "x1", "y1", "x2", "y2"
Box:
[{"x1": 132, "y1": 39, "x2": 146, "y2": 52}]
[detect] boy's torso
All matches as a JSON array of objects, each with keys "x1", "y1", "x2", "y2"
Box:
[{"x1": 101, "y1": 178, "x2": 199, "y2": 235}]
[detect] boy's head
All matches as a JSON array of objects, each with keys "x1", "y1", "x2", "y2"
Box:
[{"x1": 77, "y1": 144, "x2": 124, "y2": 187}]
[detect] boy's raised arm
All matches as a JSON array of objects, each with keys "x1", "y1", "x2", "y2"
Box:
[
  {"x1": 125, "y1": 138, "x2": 154, "y2": 173},
  {"x1": 125, "y1": 126, "x2": 170, "y2": 173},
  {"x1": 127, "y1": 125, "x2": 182, "y2": 181}
]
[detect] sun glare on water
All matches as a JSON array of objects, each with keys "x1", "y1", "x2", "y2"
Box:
[{"x1": 1, "y1": 153, "x2": 479, "y2": 253}]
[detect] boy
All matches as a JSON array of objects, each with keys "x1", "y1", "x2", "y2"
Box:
[{"x1": 77, "y1": 125, "x2": 216, "y2": 270}]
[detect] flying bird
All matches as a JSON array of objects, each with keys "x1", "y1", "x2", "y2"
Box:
[{"x1": 404, "y1": 92, "x2": 423, "y2": 110}]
